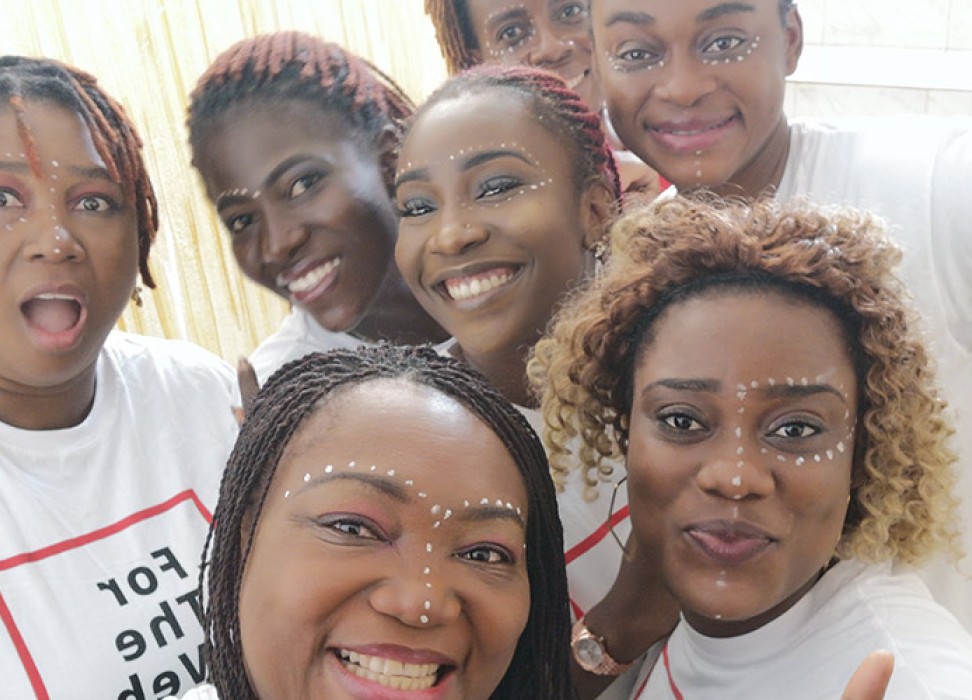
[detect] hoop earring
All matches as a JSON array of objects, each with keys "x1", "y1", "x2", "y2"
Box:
[
  {"x1": 608, "y1": 475, "x2": 634, "y2": 561},
  {"x1": 130, "y1": 285, "x2": 144, "y2": 308},
  {"x1": 591, "y1": 237, "x2": 608, "y2": 279}
]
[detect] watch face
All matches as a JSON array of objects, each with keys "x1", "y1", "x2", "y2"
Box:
[{"x1": 575, "y1": 636, "x2": 605, "y2": 670}]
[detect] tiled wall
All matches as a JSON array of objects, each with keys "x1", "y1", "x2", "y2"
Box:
[{"x1": 786, "y1": 0, "x2": 972, "y2": 118}]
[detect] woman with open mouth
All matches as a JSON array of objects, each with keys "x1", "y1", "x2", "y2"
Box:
[
  {"x1": 533, "y1": 196, "x2": 972, "y2": 699},
  {"x1": 0, "y1": 56, "x2": 239, "y2": 696},
  {"x1": 187, "y1": 32, "x2": 446, "y2": 389},
  {"x1": 184, "y1": 345, "x2": 572, "y2": 699}
]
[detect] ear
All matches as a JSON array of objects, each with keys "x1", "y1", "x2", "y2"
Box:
[
  {"x1": 578, "y1": 178, "x2": 618, "y2": 250},
  {"x1": 376, "y1": 124, "x2": 400, "y2": 198},
  {"x1": 783, "y1": 5, "x2": 804, "y2": 76}
]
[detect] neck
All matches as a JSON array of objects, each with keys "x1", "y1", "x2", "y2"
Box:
[
  {"x1": 453, "y1": 343, "x2": 535, "y2": 408},
  {"x1": 709, "y1": 118, "x2": 792, "y2": 199},
  {"x1": 353, "y1": 271, "x2": 447, "y2": 346},
  {"x1": 0, "y1": 368, "x2": 97, "y2": 430}
]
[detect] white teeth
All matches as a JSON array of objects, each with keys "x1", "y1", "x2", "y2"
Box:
[
  {"x1": 35, "y1": 293, "x2": 76, "y2": 301},
  {"x1": 339, "y1": 649, "x2": 440, "y2": 690},
  {"x1": 445, "y1": 271, "x2": 513, "y2": 301},
  {"x1": 282, "y1": 258, "x2": 342, "y2": 294}
]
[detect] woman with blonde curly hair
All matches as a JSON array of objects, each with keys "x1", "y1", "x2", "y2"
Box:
[{"x1": 531, "y1": 196, "x2": 972, "y2": 698}]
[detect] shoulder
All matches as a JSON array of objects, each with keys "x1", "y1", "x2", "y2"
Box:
[
  {"x1": 105, "y1": 332, "x2": 235, "y2": 388},
  {"x1": 249, "y1": 309, "x2": 369, "y2": 384}
]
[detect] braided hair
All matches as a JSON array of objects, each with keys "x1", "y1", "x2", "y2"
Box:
[
  {"x1": 0, "y1": 56, "x2": 158, "y2": 287},
  {"x1": 200, "y1": 344, "x2": 572, "y2": 699},
  {"x1": 425, "y1": 0, "x2": 480, "y2": 74},
  {"x1": 408, "y1": 63, "x2": 621, "y2": 201},
  {"x1": 187, "y1": 31, "x2": 414, "y2": 194}
]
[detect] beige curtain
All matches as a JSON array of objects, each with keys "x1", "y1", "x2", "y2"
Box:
[{"x1": 3, "y1": 0, "x2": 447, "y2": 362}]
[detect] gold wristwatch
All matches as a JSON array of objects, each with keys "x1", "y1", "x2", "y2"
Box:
[{"x1": 571, "y1": 616, "x2": 633, "y2": 676}]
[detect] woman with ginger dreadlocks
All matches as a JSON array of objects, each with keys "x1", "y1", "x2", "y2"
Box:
[
  {"x1": 0, "y1": 56, "x2": 238, "y2": 696},
  {"x1": 182, "y1": 345, "x2": 572, "y2": 699},
  {"x1": 187, "y1": 32, "x2": 445, "y2": 388},
  {"x1": 532, "y1": 196, "x2": 972, "y2": 698}
]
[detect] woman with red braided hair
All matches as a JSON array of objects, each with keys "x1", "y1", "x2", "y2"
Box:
[
  {"x1": 187, "y1": 32, "x2": 445, "y2": 389},
  {"x1": 0, "y1": 56, "x2": 238, "y2": 696},
  {"x1": 392, "y1": 65, "x2": 679, "y2": 659}
]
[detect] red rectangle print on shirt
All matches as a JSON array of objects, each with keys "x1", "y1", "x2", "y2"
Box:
[{"x1": 0, "y1": 491, "x2": 211, "y2": 699}]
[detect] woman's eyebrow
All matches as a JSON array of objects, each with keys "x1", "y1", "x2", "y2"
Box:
[
  {"x1": 697, "y1": 2, "x2": 756, "y2": 23},
  {"x1": 298, "y1": 471, "x2": 410, "y2": 502},
  {"x1": 456, "y1": 504, "x2": 526, "y2": 530}
]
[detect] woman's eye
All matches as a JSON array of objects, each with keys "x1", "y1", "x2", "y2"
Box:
[
  {"x1": 397, "y1": 198, "x2": 435, "y2": 218},
  {"x1": 73, "y1": 194, "x2": 115, "y2": 213},
  {"x1": 289, "y1": 173, "x2": 322, "y2": 199},
  {"x1": 478, "y1": 176, "x2": 521, "y2": 199},
  {"x1": 325, "y1": 517, "x2": 382, "y2": 541},
  {"x1": 226, "y1": 213, "x2": 255, "y2": 234},
  {"x1": 615, "y1": 44, "x2": 664, "y2": 69},
  {"x1": 769, "y1": 422, "x2": 821, "y2": 440},
  {"x1": 497, "y1": 22, "x2": 531, "y2": 47},
  {"x1": 702, "y1": 35, "x2": 745, "y2": 55},
  {"x1": 661, "y1": 413, "x2": 705, "y2": 432},
  {"x1": 0, "y1": 188, "x2": 25, "y2": 208},
  {"x1": 558, "y1": 2, "x2": 587, "y2": 22},
  {"x1": 458, "y1": 544, "x2": 513, "y2": 565}
]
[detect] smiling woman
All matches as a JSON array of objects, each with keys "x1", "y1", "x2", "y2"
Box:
[
  {"x1": 187, "y1": 345, "x2": 571, "y2": 700},
  {"x1": 187, "y1": 32, "x2": 446, "y2": 385},
  {"x1": 532, "y1": 196, "x2": 972, "y2": 698}
]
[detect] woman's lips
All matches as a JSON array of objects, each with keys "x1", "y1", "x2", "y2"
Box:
[
  {"x1": 19, "y1": 287, "x2": 88, "y2": 351},
  {"x1": 647, "y1": 114, "x2": 739, "y2": 154},
  {"x1": 330, "y1": 645, "x2": 457, "y2": 699},
  {"x1": 685, "y1": 519, "x2": 774, "y2": 566},
  {"x1": 440, "y1": 266, "x2": 518, "y2": 302}
]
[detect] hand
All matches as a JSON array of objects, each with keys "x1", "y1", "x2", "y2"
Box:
[
  {"x1": 841, "y1": 650, "x2": 894, "y2": 700},
  {"x1": 232, "y1": 357, "x2": 260, "y2": 424}
]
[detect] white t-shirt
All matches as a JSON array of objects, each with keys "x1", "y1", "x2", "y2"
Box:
[
  {"x1": 776, "y1": 116, "x2": 972, "y2": 629},
  {"x1": 248, "y1": 307, "x2": 372, "y2": 385},
  {"x1": 628, "y1": 560, "x2": 972, "y2": 699},
  {"x1": 0, "y1": 332, "x2": 239, "y2": 699}
]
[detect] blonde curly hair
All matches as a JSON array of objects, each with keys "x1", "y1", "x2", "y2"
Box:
[{"x1": 529, "y1": 195, "x2": 958, "y2": 565}]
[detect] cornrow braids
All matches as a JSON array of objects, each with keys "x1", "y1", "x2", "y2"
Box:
[
  {"x1": 408, "y1": 64, "x2": 621, "y2": 202},
  {"x1": 425, "y1": 0, "x2": 480, "y2": 74},
  {"x1": 200, "y1": 344, "x2": 572, "y2": 699},
  {"x1": 0, "y1": 56, "x2": 158, "y2": 287},
  {"x1": 187, "y1": 31, "x2": 415, "y2": 194}
]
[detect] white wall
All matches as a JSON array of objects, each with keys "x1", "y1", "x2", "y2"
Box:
[{"x1": 787, "y1": 0, "x2": 972, "y2": 118}]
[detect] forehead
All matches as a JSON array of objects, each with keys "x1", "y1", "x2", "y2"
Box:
[
  {"x1": 592, "y1": 0, "x2": 780, "y2": 25},
  {"x1": 197, "y1": 100, "x2": 372, "y2": 176},
  {"x1": 636, "y1": 291, "x2": 855, "y2": 386},
  {"x1": 401, "y1": 92, "x2": 565, "y2": 167},
  {"x1": 0, "y1": 100, "x2": 104, "y2": 170},
  {"x1": 276, "y1": 378, "x2": 527, "y2": 505}
]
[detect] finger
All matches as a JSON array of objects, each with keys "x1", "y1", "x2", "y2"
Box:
[
  {"x1": 841, "y1": 650, "x2": 894, "y2": 700},
  {"x1": 237, "y1": 357, "x2": 261, "y2": 419}
]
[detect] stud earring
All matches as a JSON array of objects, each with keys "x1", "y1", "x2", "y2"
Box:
[
  {"x1": 591, "y1": 237, "x2": 609, "y2": 279},
  {"x1": 130, "y1": 285, "x2": 144, "y2": 308}
]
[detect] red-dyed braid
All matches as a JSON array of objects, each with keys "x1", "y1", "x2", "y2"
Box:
[
  {"x1": 409, "y1": 64, "x2": 621, "y2": 202},
  {"x1": 424, "y1": 0, "x2": 479, "y2": 74},
  {"x1": 187, "y1": 32, "x2": 414, "y2": 193},
  {"x1": 0, "y1": 56, "x2": 159, "y2": 288}
]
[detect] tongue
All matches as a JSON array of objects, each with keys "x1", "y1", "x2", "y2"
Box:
[{"x1": 23, "y1": 298, "x2": 82, "y2": 334}]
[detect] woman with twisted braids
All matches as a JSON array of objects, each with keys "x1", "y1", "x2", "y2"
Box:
[
  {"x1": 187, "y1": 32, "x2": 445, "y2": 388},
  {"x1": 183, "y1": 345, "x2": 572, "y2": 699},
  {"x1": 532, "y1": 196, "x2": 972, "y2": 698}
]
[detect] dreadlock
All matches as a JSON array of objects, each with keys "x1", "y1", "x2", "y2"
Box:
[
  {"x1": 187, "y1": 31, "x2": 414, "y2": 194},
  {"x1": 0, "y1": 56, "x2": 158, "y2": 287},
  {"x1": 425, "y1": 0, "x2": 480, "y2": 74},
  {"x1": 200, "y1": 344, "x2": 572, "y2": 699},
  {"x1": 408, "y1": 63, "x2": 621, "y2": 201}
]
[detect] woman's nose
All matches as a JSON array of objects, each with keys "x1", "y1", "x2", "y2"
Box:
[
  {"x1": 368, "y1": 558, "x2": 462, "y2": 628},
  {"x1": 695, "y1": 433, "x2": 775, "y2": 501}
]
